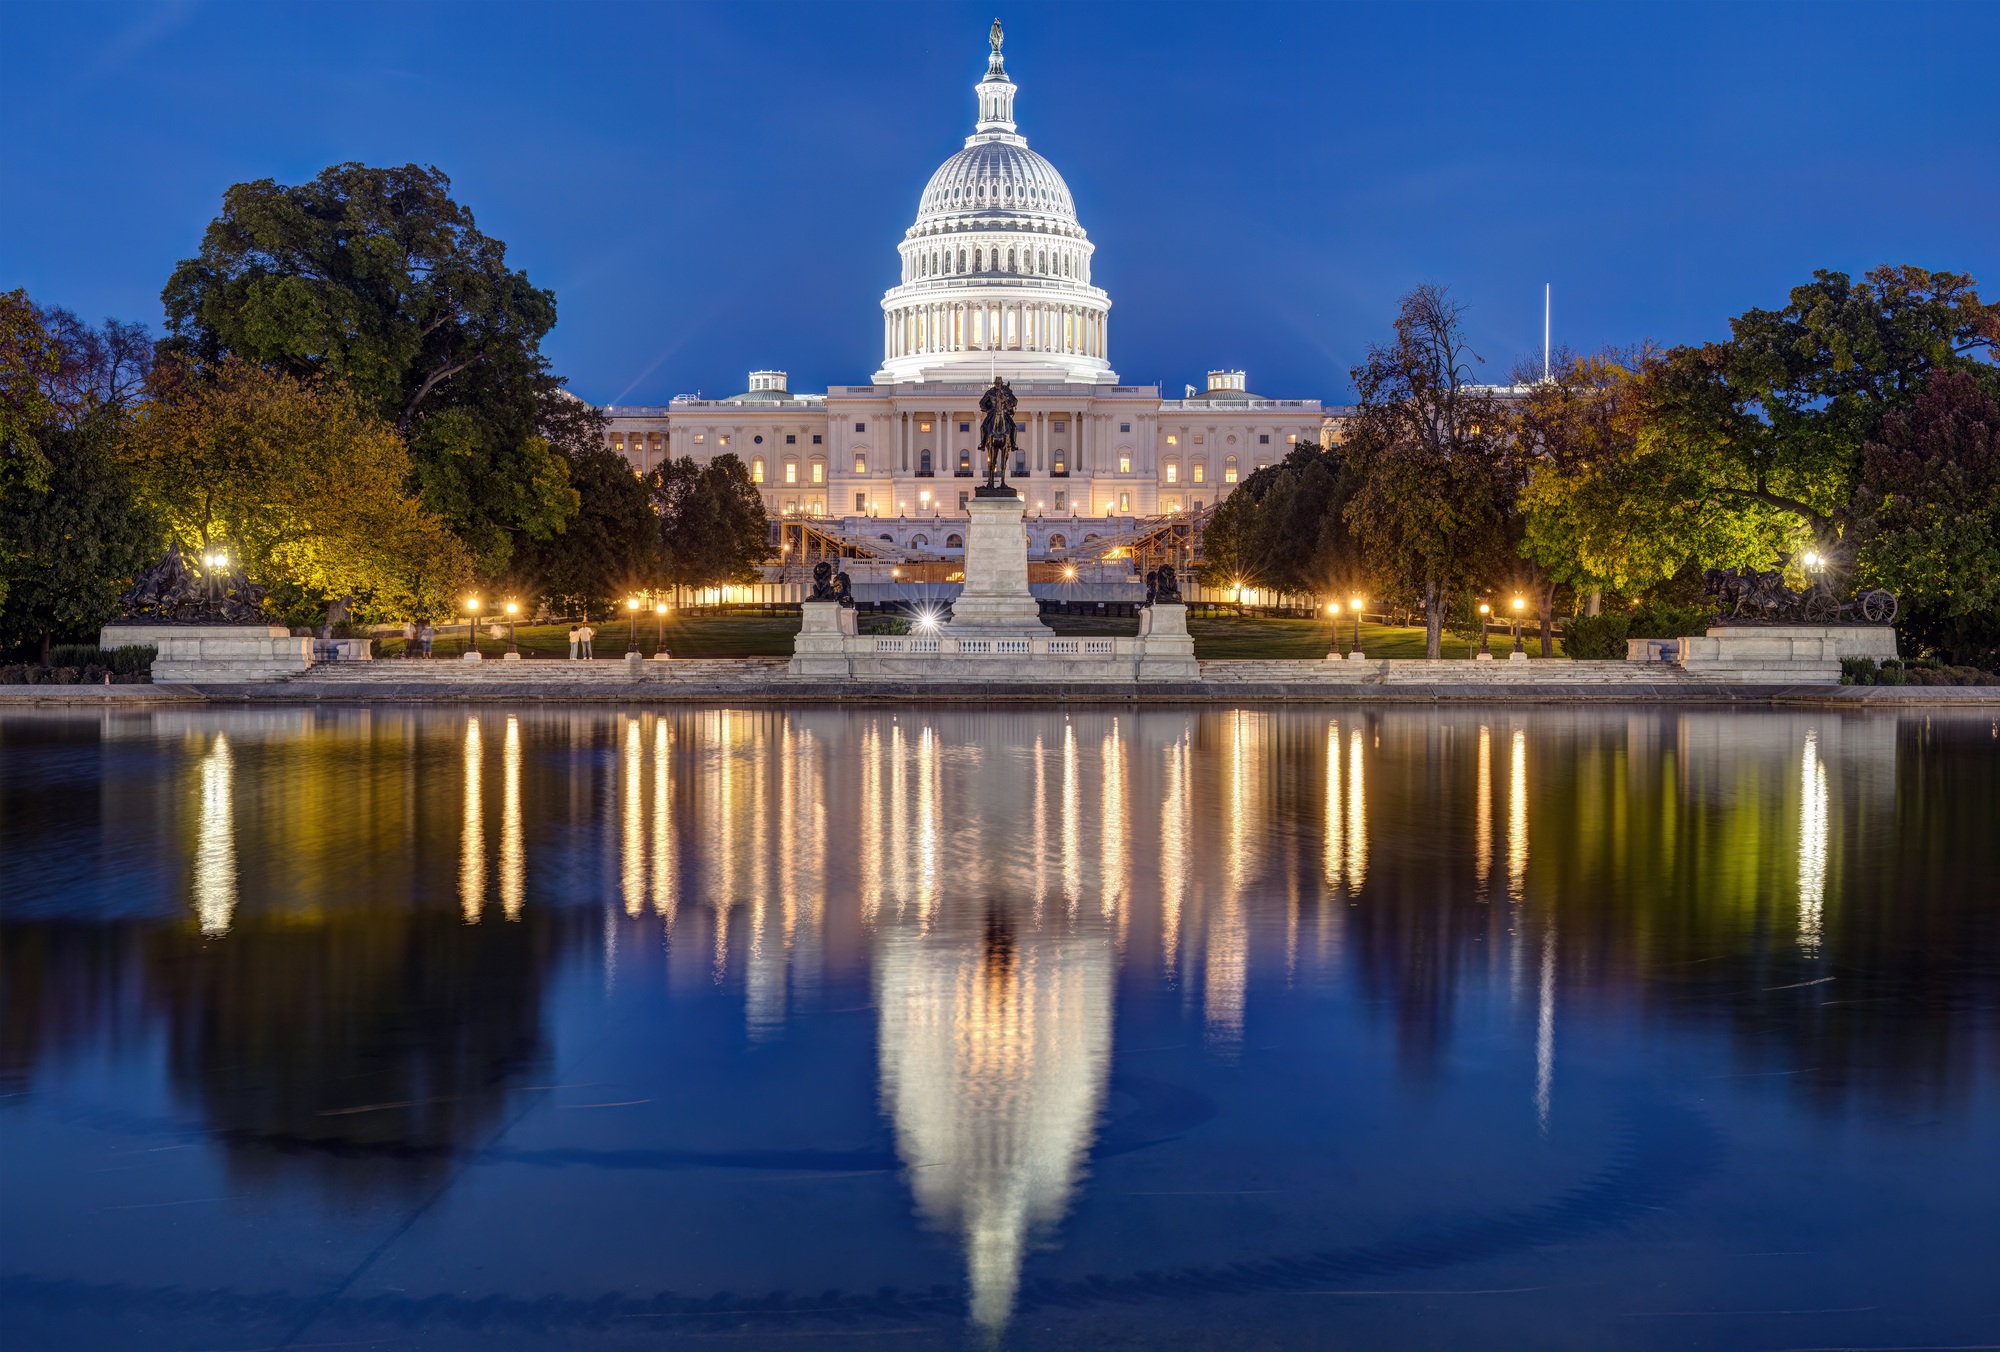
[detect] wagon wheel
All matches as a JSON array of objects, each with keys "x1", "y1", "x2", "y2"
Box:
[
  {"x1": 1802, "y1": 592, "x2": 1838, "y2": 623},
  {"x1": 1861, "y1": 589, "x2": 1898, "y2": 624}
]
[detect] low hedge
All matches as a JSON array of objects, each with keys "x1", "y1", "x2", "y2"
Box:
[
  {"x1": 0, "y1": 645, "x2": 155, "y2": 684},
  {"x1": 1843, "y1": 657, "x2": 2000, "y2": 686}
]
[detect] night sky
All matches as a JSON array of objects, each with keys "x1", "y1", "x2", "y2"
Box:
[{"x1": 6, "y1": 0, "x2": 1995, "y2": 404}]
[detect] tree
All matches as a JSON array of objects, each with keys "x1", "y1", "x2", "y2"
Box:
[
  {"x1": 1855, "y1": 369, "x2": 2000, "y2": 667},
  {"x1": 512, "y1": 448, "x2": 662, "y2": 617},
  {"x1": 0, "y1": 291, "x2": 58, "y2": 611},
  {"x1": 1196, "y1": 442, "x2": 1361, "y2": 597},
  {"x1": 1645, "y1": 266, "x2": 1998, "y2": 567},
  {"x1": 159, "y1": 163, "x2": 580, "y2": 574},
  {"x1": 1343, "y1": 285, "x2": 1512, "y2": 658},
  {"x1": 127, "y1": 357, "x2": 471, "y2": 618},
  {"x1": 0, "y1": 307, "x2": 162, "y2": 659},
  {"x1": 650, "y1": 454, "x2": 771, "y2": 590}
]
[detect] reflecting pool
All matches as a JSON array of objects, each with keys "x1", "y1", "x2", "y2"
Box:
[{"x1": 2, "y1": 705, "x2": 1997, "y2": 1350}]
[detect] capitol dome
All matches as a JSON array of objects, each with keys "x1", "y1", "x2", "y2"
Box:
[{"x1": 875, "y1": 23, "x2": 1114, "y2": 386}]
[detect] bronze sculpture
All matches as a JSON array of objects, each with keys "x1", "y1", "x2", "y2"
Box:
[
  {"x1": 808, "y1": 559, "x2": 854, "y2": 607},
  {"x1": 116, "y1": 543, "x2": 268, "y2": 623},
  {"x1": 977, "y1": 376, "x2": 1018, "y2": 495}
]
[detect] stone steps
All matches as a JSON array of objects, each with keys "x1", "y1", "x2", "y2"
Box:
[
  {"x1": 291, "y1": 658, "x2": 794, "y2": 685},
  {"x1": 1199, "y1": 659, "x2": 1707, "y2": 685}
]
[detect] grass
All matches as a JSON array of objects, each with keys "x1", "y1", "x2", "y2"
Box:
[
  {"x1": 371, "y1": 614, "x2": 1567, "y2": 662},
  {"x1": 1190, "y1": 615, "x2": 1566, "y2": 661}
]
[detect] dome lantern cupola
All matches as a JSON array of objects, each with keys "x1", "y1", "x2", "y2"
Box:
[{"x1": 975, "y1": 18, "x2": 1019, "y2": 138}]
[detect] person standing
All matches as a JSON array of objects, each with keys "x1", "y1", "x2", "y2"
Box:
[
  {"x1": 402, "y1": 619, "x2": 417, "y2": 659},
  {"x1": 567, "y1": 625, "x2": 580, "y2": 660},
  {"x1": 578, "y1": 621, "x2": 595, "y2": 660},
  {"x1": 419, "y1": 621, "x2": 435, "y2": 658}
]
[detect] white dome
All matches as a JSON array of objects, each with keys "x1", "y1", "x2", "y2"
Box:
[
  {"x1": 917, "y1": 143, "x2": 1076, "y2": 225},
  {"x1": 876, "y1": 25, "x2": 1114, "y2": 387}
]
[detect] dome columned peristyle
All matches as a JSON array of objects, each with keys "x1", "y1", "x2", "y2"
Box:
[{"x1": 875, "y1": 24, "x2": 1115, "y2": 386}]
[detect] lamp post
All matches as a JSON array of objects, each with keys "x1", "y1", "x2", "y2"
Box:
[
  {"x1": 1327, "y1": 601, "x2": 1341, "y2": 656},
  {"x1": 1478, "y1": 603, "x2": 1491, "y2": 657},
  {"x1": 654, "y1": 602, "x2": 669, "y2": 658},
  {"x1": 1511, "y1": 596, "x2": 1525, "y2": 655},
  {"x1": 465, "y1": 598, "x2": 481, "y2": 658},
  {"x1": 1350, "y1": 595, "x2": 1365, "y2": 659},
  {"x1": 626, "y1": 597, "x2": 641, "y2": 653},
  {"x1": 504, "y1": 601, "x2": 519, "y2": 658}
]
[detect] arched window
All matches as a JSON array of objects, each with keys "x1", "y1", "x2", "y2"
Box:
[
  {"x1": 1048, "y1": 533, "x2": 1067, "y2": 549},
  {"x1": 1165, "y1": 462, "x2": 1179, "y2": 484},
  {"x1": 1084, "y1": 533, "x2": 1100, "y2": 542},
  {"x1": 1007, "y1": 248, "x2": 1016, "y2": 271},
  {"x1": 750, "y1": 457, "x2": 764, "y2": 483},
  {"x1": 1224, "y1": 455, "x2": 1239, "y2": 484},
  {"x1": 945, "y1": 533, "x2": 964, "y2": 550},
  {"x1": 784, "y1": 460, "x2": 798, "y2": 485},
  {"x1": 912, "y1": 533, "x2": 929, "y2": 547},
  {"x1": 958, "y1": 249, "x2": 967, "y2": 271},
  {"x1": 1192, "y1": 461, "x2": 1206, "y2": 484},
  {"x1": 918, "y1": 448, "x2": 932, "y2": 474},
  {"x1": 975, "y1": 248, "x2": 984, "y2": 271}
]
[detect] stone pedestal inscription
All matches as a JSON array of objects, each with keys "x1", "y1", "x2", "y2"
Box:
[{"x1": 947, "y1": 491, "x2": 1049, "y2": 637}]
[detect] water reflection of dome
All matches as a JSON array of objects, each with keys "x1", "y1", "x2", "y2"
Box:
[{"x1": 875, "y1": 903, "x2": 1113, "y2": 1336}]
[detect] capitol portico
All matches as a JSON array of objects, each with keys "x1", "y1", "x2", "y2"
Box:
[{"x1": 601, "y1": 24, "x2": 1334, "y2": 560}]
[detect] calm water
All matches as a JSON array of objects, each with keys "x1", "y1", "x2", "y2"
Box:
[{"x1": 2, "y1": 705, "x2": 1997, "y2": 1351}]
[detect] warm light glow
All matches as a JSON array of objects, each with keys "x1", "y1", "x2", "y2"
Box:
[
  {"x1": 505, "y1": 601, "x2": 518, "y2": 615},
  {"x1": 1350, "y1": 595, "x2": 1363, "y2": 610},
  {"x1": 1327, "y1": 602, "x2": 1339, "y2": 614},
  {"x1": 655, "y1": 603, "x2": 668, "y2": 615},
  {"x1": 626, "y1": 598, "x2": 640, "y2": 612},
  {"x1": 914, "y1": 608, "x2": 942, "y2": 632},
  {"x1": 1062, "y1": 565, "x2": 1077, "y2": 581},
  {"x1": 1479, "y1": 603, "x2": 1490, "y2": 615},
  {"x1": 1512, "y1": 597, "x2": 1525, "y2": 612},
  {"x1": 465, "y1": 598, "x2": 480, "y2": 613}
]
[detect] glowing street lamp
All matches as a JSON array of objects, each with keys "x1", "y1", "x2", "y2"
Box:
[
  {"x1": 654, "y1": 602, "x2": 669, "y2": 657},
  {"x1": 625, "y1": 597, "x2": 642, "y2": 653},
  {"x1": 464, "y1": 597, "x2": 481, "y2": 658},
  {"x1": 1512, "y1": 596, "x2": 1526, "y2": 655},
  {"x1": 1478, "y1": 602, "x2": 1491, "y2": 657}
]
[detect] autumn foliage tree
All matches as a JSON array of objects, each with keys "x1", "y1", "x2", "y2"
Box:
[{"x1": 127, "y1": 357, "x2": 471, "y2": 618}]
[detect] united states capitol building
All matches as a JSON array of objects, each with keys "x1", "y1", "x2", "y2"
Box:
[{"x1": 600, "y1": 24, "x2": 1334, "y2": 565}]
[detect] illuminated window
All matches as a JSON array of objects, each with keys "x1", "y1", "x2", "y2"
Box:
[
  {"x1": 693, "y1": 433, "x2": 705, "y2": 444},
  {"x1": 810, "y1": 461, "x2": 824, "y2": 484},
  {"x1": 1193, "y1": 462, "x2": 1206, "y2": 483},
  {"x1": 719, "y1": 435, "x2": 730, "y2": 447},
  {"x1": 1166, "y1": 434, "x2": 1178, "y2": 446},
  {"x1": 854, "y1": 453, "x2": 867, "y2": 474},
  {"x1": 919, "y1": 421, "x2": 932, "y2": 432},
  {"x1": 1118, "y1": 455, "x2": 1131, "y2": 473},
  {"x1": 946, "y1": 533, "x2": 964, "y2": 548},
  {"x1": 1054, "y1": 490, "x2": 1067, "y2": 512},
  {"x1": 1118, "y1": 491, "x2": 1130, "y2": 512},
  {"x1": 750, "y1": 457, "x2": 765, "y2": 483},
  {"x1": 1224, "y1": 456, "x2": 1238, "y2": 484},
  {"x1": 784, "y1": 461, "x2": 798, "y2": 484},
  {"x1": 1286, "y1": 433, "x2": 1297, "y2": 444},
  {"x1": 919, "y1": 489, "x2": 932, "y2": 508},
  {"x1": 1165, "y1": 463, "x2": 1179, "y2": 484}
]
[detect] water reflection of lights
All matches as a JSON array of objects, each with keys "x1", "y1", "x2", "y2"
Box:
[
  {"x1": 461, "y1": 719, "x2": 485, "y2": 922},
  {"x1": 650, "y1": 718, "x2": 674, "y2": 922},
  {"x1": 1535, "y1": 926, "x2": 1556, "y2": 1133},
  {"x1": 1799, "y1": 729, "x2": 1829, "y2": 954},
  {"x1": 1100, "y1": 720, "x2": 1126, "y2": 938},
  {"x1": 876, "y1": 905, "x2": 1112, "y2": 1340},
  {"x1": 1161, "y1": 731, "x2": 1190, "y2": 977},
  {"x1": 500, "y1": 715, "x2": 524, "y2": 920},
  {"x1": 192, "y1": 733, "x2": 236, "y2": 936},
  {"x1": 1475, "y1": 724, "x2": 1493, "y2": 893},
  {"x1": 622, "y1": 717, "x2": 645, "y2": 917},
  {"x1": 1506, "y1": 727, "x2": 1528, "y2": 902}
]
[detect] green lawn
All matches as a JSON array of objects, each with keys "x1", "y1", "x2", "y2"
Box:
[
  {"x1": 1190, "y1": 615, "x2": 1566, "y2": 661},
  {"x1": 372, "y1": 613, "x2": 1564, "y2": 662}
]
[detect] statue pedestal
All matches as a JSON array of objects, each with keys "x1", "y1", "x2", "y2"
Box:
[
  {"x1": 789, "y1": 602, "x2": 857, "y2": 676},
  {"x1": 1136, "y1": 603, "x2": 1198, "y2": 680},
  {"x1": 947, "y1": 490, "x2": 1048, "y2": 637},
  {"x1": 102, "y1": 623, "x2": 313, "y2": 684}
]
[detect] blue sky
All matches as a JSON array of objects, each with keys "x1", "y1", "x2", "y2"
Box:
[{"x1": 5, "y1": 1, "x2": 1995, "y2": 404}]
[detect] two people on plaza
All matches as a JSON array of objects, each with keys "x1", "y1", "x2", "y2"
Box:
[{"x1": 568, "y1": 623, "x2": 596, "y2": 659}]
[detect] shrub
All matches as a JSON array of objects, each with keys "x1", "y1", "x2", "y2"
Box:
[
  {"x1": 1876, "y1": 659, "x2": 1907, "y2": 686},
  {"x1": 1629, "y1": 603, "x2": 1714, "y2": 640},
  {"x1": 1841, "y1": 657, "x2": 1878, "y2": 686},
  {"x1": 107, "y1": 645, "x2": 156, "y2": 676},
  {"x1": 1564, "y1": 613, "x2": 1631, "y2": 660}
]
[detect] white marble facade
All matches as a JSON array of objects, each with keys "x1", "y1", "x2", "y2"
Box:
[{"x1": 600, "y1": 26, "x2": 1339, "y2": 558}]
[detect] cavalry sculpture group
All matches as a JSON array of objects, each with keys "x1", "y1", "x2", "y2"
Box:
[{"x1": 1702, "y1": 558, "x2": 1898, "y2": 624}]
